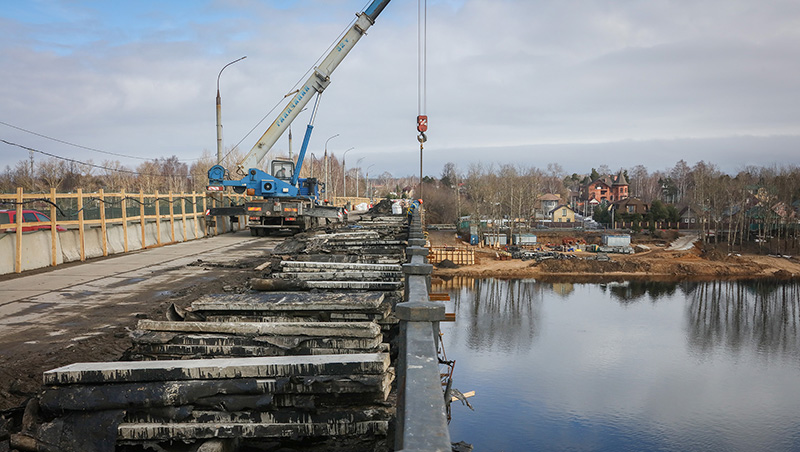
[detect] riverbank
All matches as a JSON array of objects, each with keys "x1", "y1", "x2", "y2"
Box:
[{"x1": 429, "y1": 231, "x2": 800, "y2": 281}]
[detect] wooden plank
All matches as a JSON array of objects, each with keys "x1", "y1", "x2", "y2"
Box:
[
  {"x1": 154, "y1": 190, "x2": 162, "y2": 245},
  {"x1": 121, "y1": 189, "x2": 129, "y2": 252},
  {"x1": 180, "y1": 191, "x2": 188, "y2": 241},
  {"x1": 50, "y1": 188, "x2": 58, "y2": 267},
  {"x1": 43, "y1": 353, "x2": 391, "y2": 385},
  {"x1": 99, "y1": 189, "x2": 108, "y2": 256},
  {"x1": 428, "y1": 293, "x2": 450, "y2": 301},
  {"x1": 140, "y1": 191, "x2": 146, "y2": 248},
  {"x1": 168, "y1": 191, "x2": 175, "y2": 243},
  {"x1": 77, "y1": 188, "x2": 85, "y2": 261},
  {"x1": 192, "y1": 192, "x2": 200, "y2": 239},
  {"x1": 15, "y1": 187, "x2": 22, "y2": 273}
]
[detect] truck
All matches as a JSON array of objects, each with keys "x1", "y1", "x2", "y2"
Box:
[{"x1": 207, "y1": 0, "x2": 392, "y2": 236}]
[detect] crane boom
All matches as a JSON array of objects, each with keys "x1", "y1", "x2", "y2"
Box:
[{"x1": 236, "y1": 0, "x2": 391, "y2": 174}]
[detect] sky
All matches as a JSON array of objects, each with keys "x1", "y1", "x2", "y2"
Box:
[{"x1": 2, "y1": 0, "x2": 800, "y2": 180}]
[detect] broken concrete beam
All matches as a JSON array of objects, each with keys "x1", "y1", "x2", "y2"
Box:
[
  {"x1": 44, "y1": 353, "x2": 390, "y2": 385},
  {"x1": 273, "y1": 271, "x2": 402, "y2": 281},
  {"x1": 130, "y1": 332, "x2": 384, "y2": 351},
  {"x1": 304, "y1": 281, "x2": 401, "y2": 290},
  {"x1": 125, "y1": 406, "x2": 392, "y2": 426},
  {"x1": 316, "y1": 240, "x2": 406, "y2": 247},
  {"x1": 307, "y1": 231, "x2": 381, "y2": 241},
  {"x1": 40, "y1": 373, "x2": 393, "y2": 413},
  {"x1": 252, "y1": 279, "x2": 401, "y2": 291},
  {"x1": 116, "y1": 420, "x2": 388, "y2": 441},
  {"x1": 136, "y1": 320, "x2": 381, "y2": 338},
  {"x1": 190, "y1": 292, "x2": 385, "y2": 312},
  {"x1": 280, "y1": 261, "x2": 400, "y2": 272},
  {"x1": 130, "y1": 343, "x2": 384, "y2": 359}
]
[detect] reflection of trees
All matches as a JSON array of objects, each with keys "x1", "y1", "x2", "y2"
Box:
[
  {"x1": 605, "y1": 281, "x2": 682, "y2": 304},
  {"x1": 448, "y1": 278, "x2": 542, "y2": 353},
  {"x1": 687, "y1": 280, "x2": 800, "y2": 357}
]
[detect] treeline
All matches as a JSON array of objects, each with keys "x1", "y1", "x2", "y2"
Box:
[
  {"x1": 420, "y1": 160, "x2": 800, "y2": 252},
  {"x1": 0, "y1": 148, "x2": 412, "y2": 198}
]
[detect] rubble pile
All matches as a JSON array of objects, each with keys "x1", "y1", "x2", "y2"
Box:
[
  {"x1": 11, "y1": 212, "x2": 411, "y2": 451},
  {"x1": 15, "y1": 354, "x2": 392, "y2": 451},
  {"x1": 125, "y1": 293, "x2": 391, "y2": 360}
]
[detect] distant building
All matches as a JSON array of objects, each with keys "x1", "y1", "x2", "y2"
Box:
[
  {"x1": 549, "y1": 204, "x2": 576, "y2": 223},
  {"x1": 582, "y1": 171, "x2": 629, "y2": 205},
  {"x1": 612, "y1": 197, "x2": 649, "y2": 216},
  {"x1": 538, "y1": 194, "x2": 561, "y2": 219}
]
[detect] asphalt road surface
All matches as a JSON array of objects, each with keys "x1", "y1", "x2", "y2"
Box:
[{"x1": 0, "y1": 230, "x2": 280, "y2": 411}]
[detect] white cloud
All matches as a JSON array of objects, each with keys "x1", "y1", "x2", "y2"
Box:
[{"x1": 2, "y1": 0, "x2": 800, "y2": 177}]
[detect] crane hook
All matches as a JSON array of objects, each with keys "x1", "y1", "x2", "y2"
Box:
[{"x1": 417, "y1": 132, "x2": 427, "y2": 144}]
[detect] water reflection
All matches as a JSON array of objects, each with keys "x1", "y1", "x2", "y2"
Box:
[
  {"x1": 686, "y1": 280, "x2": 800, "y2": 358},
  {"x1": 439, "y1": 278, "x2": 800, "y2": 452},
  {"x1": 439, "y1": 277, "x2": 542, "y2": 353},
  {"x1": 602, "y1": 280, "x2": 683, "y2": 303}
]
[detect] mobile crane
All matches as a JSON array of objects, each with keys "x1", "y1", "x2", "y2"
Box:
[{"x1": 207, "y1": 0, "x2": 391, "y2": 235}]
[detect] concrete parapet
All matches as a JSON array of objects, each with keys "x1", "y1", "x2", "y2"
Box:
[
  {"x1": 0, "y1": 217, "x2": 234, "y2": 275},
  {"x1": 0, "y1": 230, "x2": 64, "y2": 274}
]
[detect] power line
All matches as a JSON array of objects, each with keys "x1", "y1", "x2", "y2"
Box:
[
  {"x1": 0, "y1": 120, "x2": 200, "y2": 162},
  {"x1": 1, "y1": 139, "x2": 199, "y2": 179}
]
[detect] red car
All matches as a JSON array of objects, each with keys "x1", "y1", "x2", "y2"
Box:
[{"x1": 0, "y1": 210, "x2": 67, "y2": 232}]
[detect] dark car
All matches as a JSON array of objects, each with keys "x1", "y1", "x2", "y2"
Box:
[{"x1": 0, "y1": 210, "x2": 67, "y2": 232}]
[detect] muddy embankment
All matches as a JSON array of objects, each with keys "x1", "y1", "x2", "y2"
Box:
[{"x1": 429, "y1": 231, "x2": 800, "y2": 282}]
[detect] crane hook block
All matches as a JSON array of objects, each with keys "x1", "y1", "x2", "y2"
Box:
[{"x1": 417, "y1": 115, "x2": 428, "y2": 133}]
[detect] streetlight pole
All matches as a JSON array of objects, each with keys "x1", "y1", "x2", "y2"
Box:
[
  {"x1": 342, "y1": 147, "x2": 354, "y2": 198},
  {"x1": 366, "y1": 164, "x2": 375, "y2": 201},
  {"x1": 324, "y1": 134, "x2": 339, "y2": 202},
  {"x1": 355, "y1": 157, "x2": 364, "y2": 197},
  {"x1": 216, "y1": 56, "x2": 247, "y2": 164}
]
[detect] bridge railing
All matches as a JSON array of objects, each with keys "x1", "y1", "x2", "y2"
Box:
[
  {"x1": 0, "y1": 188, "x2": 249, "y2": 274},
  {"x1": 395, "y1": 208, "x2": 452, "y2": 451}
]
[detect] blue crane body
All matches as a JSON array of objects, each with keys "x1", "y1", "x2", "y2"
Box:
[{"x1": 207, "y1": 0, "x2": 391, "y2": 234}]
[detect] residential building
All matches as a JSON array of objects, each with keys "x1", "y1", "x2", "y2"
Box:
[
  {"x1": 612, "y1": 197, "x2": 649, "y2": 216},
  {"x1": 550, "y1": 204, "x2": 576, "y2": 223}
]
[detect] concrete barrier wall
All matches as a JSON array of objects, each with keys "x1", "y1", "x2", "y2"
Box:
[{"x1": 0, "y1": 216, "x2": 239, "y2": 275}]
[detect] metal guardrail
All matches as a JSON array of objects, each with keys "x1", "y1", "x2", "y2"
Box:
[{"x1": 395, "y1": 208, "x2": 452, "y2": 451}]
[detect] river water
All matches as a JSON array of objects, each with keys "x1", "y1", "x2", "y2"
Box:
[{"x1": 436, "y1": 278, "x2": 800, "y2": 452}]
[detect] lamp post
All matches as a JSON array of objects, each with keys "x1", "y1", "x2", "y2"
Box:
[
  {"x1": 366, "y1": 164, "x2": 375, "y2": 200},
  {"x1": 355, "y1": 157, "x2": 364, "y2": 197},
  {"x1": 323, "y1": 134, "x2": 339, "y2": 202},
  {"x1": 216, "y1": 56, "x2": 247, "y2": 164},
  {"x1": 342, "y1": 147, "x2": 354, "y2": 198}
]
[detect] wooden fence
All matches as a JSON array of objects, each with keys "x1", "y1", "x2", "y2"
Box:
[
  {"x1": 427, "y1": 246, "x2": 475, "y2": 265},
  {"x1": 1, "y1": 188, "x2": 249, "y2": 274}
]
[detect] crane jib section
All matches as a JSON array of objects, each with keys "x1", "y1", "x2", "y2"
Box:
[
  {"x1": 276, "y1": 86, "x2": 311, "y2": 128},
  {"x1": 238, "y1": 11, "x2": 380, "y2": 173}
]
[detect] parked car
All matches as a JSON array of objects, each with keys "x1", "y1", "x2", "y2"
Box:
[{"x1": 0, "y1": 210, "x2": 67, "y2": 232}]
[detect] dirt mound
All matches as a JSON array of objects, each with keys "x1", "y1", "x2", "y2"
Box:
[
  {"x1": 538, "y1": 258, "x2": 654, "y2": 274},
  {"x1": 368, "y1": 199, "x2": 394, "y2": 215},
  {"x1": 436, "y1": 259, "x2": 459, "y2": 269}
]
